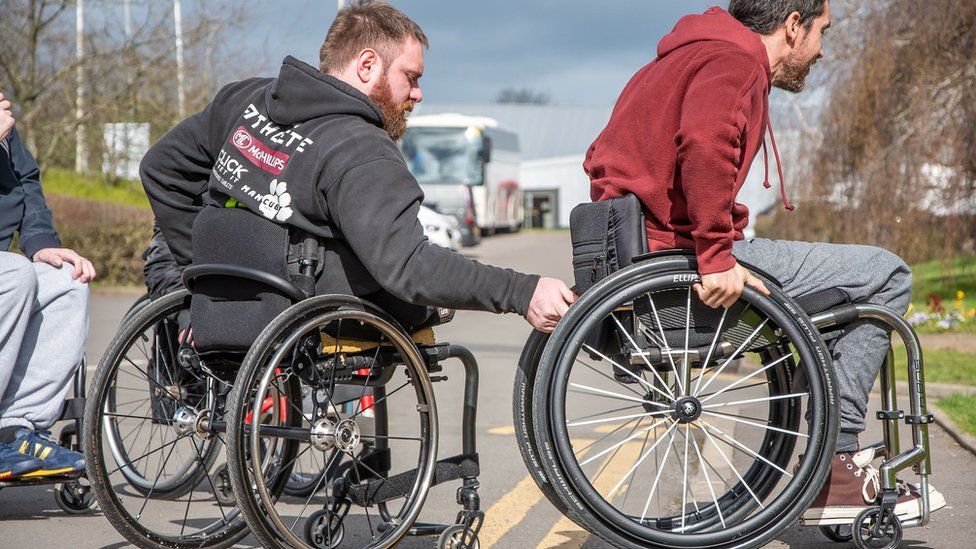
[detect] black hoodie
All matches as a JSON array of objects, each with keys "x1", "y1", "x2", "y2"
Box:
[{"x1": 141, "y1": 57, "x2": 539, "y2": 315}]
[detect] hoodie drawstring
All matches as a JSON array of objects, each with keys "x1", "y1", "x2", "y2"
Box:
[{"x1": 762, "y1": 107, "x2": 794, "y2": 211}]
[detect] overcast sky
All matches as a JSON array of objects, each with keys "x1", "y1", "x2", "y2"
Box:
[{"x1": 243, "y1": 1, "x2": 723, "y2": 106}]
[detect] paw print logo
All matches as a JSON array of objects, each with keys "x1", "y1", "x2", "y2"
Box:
[{"x1": 259, "y1": 179, "x2": 294, "y2": 222}]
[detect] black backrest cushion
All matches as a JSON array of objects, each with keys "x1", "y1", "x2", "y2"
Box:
[{"x1": 190, "y1": 207, "x2": 292, "y2": 353}]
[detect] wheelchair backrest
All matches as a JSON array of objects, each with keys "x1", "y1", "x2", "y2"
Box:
[{"x1": 188, "y1": 206, "x2": 294, "y2": 353}]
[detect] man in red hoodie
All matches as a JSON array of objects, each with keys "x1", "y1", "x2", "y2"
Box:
[{"x1": 586, "y1": 0, "x2": 944, "y2": 525}]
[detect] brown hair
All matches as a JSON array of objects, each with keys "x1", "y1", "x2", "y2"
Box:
[{"x1": 319, "y1": 0, "x2": 429, "y2": 74}]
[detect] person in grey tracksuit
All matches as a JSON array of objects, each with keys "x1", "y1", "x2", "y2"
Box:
[{"x1": 0, "y1": 110, "x2": 94, "y2": 478}]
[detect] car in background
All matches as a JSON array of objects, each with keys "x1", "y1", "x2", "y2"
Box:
[{"x1": 419, "y1": 204, "x2": 462, "y2": 251}]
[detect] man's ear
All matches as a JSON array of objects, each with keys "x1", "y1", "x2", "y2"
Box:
[
  {"x1": 355, "y1": 48, "x2": 380, "y2": 84},
  {"x1": 784, "y1": 11, "x2": 803, "y2": 47}
]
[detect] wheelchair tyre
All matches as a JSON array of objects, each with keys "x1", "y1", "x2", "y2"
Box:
[
  {"x1": 530, "y1": 259, "x2": 838, "y2": 548},
  {"x1": 84, "y1": 290, "x2": 248, "y2": 549},
  {"x1": 513, "y1": 330, "x2": 569, "y2": 515},
  {"x1": 226, "y1": 295, "x2": 439, "y2": 549}
]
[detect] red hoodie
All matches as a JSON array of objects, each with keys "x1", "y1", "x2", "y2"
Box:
[{"x1": 585, "y1": 7, "x2": 789, "y2": 275}]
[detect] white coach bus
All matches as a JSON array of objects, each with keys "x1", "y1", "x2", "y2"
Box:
[{"x1": 398, "y1": 114, "x2": 523, "y2": 246}]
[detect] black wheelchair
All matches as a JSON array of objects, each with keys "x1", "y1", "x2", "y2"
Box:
[
  {"x1": 513, "y1": 243, "x2": 938, "y2": 549},
  {"x1": 84, "y1": 207, "x2": 486, "y2": 549}
]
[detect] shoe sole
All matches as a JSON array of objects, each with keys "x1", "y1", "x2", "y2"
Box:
[
  {"x1": 802, "y1": 488, "x2": 947, "y2": 525},
  {"x1": 21, "y1": 466, "x2": 84, "y2": 478}
]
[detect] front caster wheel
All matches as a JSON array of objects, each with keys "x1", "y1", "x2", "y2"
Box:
[
  {"x1": 212, "y1": 463, "x2": 236, "y2": 507},
  {"x1": 853, "y1": 507, "x2": 903, "y2": 549},
  {"x1": 437, "y1": 524, "x2": 480, "y2": 549},
  {"x1": 303, "y1": 509, "x2": 344, "y2": 549},
  {"x1": 55, "y1": 480, "x2": 97, "y2": 514}
]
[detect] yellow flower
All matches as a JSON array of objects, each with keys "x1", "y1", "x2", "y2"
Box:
[{"x1": 957, "y1": 290, "x2": 965, "y2": 300}]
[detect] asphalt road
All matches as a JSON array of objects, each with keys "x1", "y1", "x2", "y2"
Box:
[{"x1": 1, "y1": 230, "x2": 974, "y2": 548}]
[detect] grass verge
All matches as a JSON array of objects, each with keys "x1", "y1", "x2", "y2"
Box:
[
  {"x1": 936, "y1": 393, "x2": 976, "y2": 437},
  {"x1": 42, "y1": 168, "x2": 151, "y2": 210},
  {"x1": 893, "y1": 345, "x2": 976, "y2": 386}
]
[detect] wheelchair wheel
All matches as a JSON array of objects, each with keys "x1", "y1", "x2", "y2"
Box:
[
  {"x1": 102, "y1": 300, "x2": 220, "y2": 499},
  {"x1": 226, "y1": 295, "x2": 438, "y2": 549},
  {"x1": 84, "y1": 290, "x2": 247, "y2": 549},
  {"x1": 530, "y1": 258, "x2": 838, "y2": 548}
]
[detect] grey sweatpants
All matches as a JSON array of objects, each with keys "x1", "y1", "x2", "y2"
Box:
[
  {"x1": 0, "y1": 251, "x2": 89, "y2": 431},
  {"x1": 731, "y1": 238, "x2": 912, "y2": 451}
]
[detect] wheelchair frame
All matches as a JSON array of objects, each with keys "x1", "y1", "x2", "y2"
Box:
[{"x1": 808, "y1": 302, "x2": 934, "y2": 528}]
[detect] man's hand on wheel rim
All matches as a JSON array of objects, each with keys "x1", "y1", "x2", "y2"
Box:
[
  {"x1": 526, "y1": 277, "x2": 577, "y2": 333},
  {"x1": 692, "y1": 262, "x2": 770, "y2": 309}
]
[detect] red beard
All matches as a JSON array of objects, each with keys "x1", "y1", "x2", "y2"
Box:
[{"x1": 369, "y1": 73, "x2": 414, "y2": 141}]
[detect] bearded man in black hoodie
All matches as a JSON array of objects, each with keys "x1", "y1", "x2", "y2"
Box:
[{"x1": 140, "y1": 0, "x2": 574, "y2": 333}]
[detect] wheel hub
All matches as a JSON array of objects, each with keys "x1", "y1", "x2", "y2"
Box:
[
  {"x1": 310, "y1": 418, "x2": 337, "y2": 451},
  {"x1": 672, "y1": 396, "x2": 703, "y2": 423},
  {"x1": 172, "y1": 406, "x2": 197, "y2": 436},
  {"x1": 334, "y1": 419, "x2": 361, "y2": 453}
]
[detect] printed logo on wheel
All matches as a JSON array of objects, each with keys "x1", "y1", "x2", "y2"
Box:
[{"x1": 230, "y1": 126, "x2": 290, "y2": 175}]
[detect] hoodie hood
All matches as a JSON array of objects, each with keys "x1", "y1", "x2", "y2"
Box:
[
  {"x1": 658, "y1": 8, "x2": 794, "y2": 211},
  {"x1": 266, "y1": 56, "x2": 384, "y2": 128},
  {"x1": 658, "y1": 7, "x2": 771, "y2": 78}
]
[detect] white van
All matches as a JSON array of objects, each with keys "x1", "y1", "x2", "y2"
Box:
[{"x1": 399, "y1": 114, "x2": 523, "y2": 246}]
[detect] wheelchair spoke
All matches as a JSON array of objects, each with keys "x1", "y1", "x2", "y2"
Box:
[
  {"x1": 694, "y1": 319, "x2": 769, "y2": 397},
  {"x1": 680, "y1": 423, "x2": 693, "y2": 529},
  {"x1": 691, "y1": 307, "x2": 728, "y2": 395},
  {"x1": 640, "y1": 420, "x2": 679, "y2": 522},
  {"x1": 607, "y1": 419, "x2": 679, "y2": 499},
  {"x1": 290, "y1": 448, "x2": 342, "y2": 532},
  {"x1": 575, "y1": 415, "x2": 642, "y2": 456},
  {"x1": 580, "y1": 418, "x2": 669, "y2": 467},
  {"x1": 569, "y1": 402, "x2": 643, "y2": 425},
  {"x1": 681, "y1": 286, "x2": 692, "y2": 396},
  {"x1": 350, "y1": 380, "x2": 410, "y2": 421},
  {"x1": 569, "y1": 382, "x2": 667, "y2": 408},
  {"x1": 701, "y1": 392, "x2": 808, "y2": 410},
  {"x1": 577, "y1": 355, "x2": 657, "y2": 401},
  {"x1": 696, "y1": 423, "x2": 764, "y2": 509},
  {"x1": 567, "y1": 408, "x2": 671, "y2": 428},
  {"x1": 607, "y1": 315, "x2": 676, "y2": 400},
  {"x1": 120, "y1": 355, "x2": 195, "y2": 411},
  {"x1": 701, "y1": 410, "x2": 809, "y2": 438},
  {"x1": 699, "y1": 353, "x2": 792, "y2": 404},
  {"x1": 135, "y1": 434, "x2": 184, "y2": 520},
  {"x1": 690, "y1": 428, "x2": 726, "y2": 528},
  {"x1": 190, "y1": 437, "x2": 230, "y2": 524},
  {"x1": 359, "y1": 434, "x2": 422, "y2": 442},
  {"x1": 103, "y1": 412, "x2": 172, "y2": 423},
  {"x1": 107, "y1": 433, "x2": 191, "y2": 476},
  {"x1": 593, "y1": 417, "x2": 647, "y2": 484},
  {"x1": 697, "y1": 381, "x2": 769, "y2": 401},
  {"x1": 646, "y1": 296, "x2": 685, "y2": 396},
  {"x1": 699, "y1": 420, "x2": 791, "y2": 477}
]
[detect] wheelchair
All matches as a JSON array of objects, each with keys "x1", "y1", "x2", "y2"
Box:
[
  {"x1": 85, "y1": 207, "x2": 487, "y2": 549},
  {"x1": 514, "y1": 249, "x2": 937, "y2": 549}
]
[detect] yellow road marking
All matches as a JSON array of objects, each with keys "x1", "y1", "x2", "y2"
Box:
[
  {"x1": 538, "y1": 436, "x2": 651, "y2": 548},
  {"x1": 487, "y1": 425, "x2": 516, "y2": 435},
  {"x1": 478, "y1": 439, "x2": 594, "y2": 547}
]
